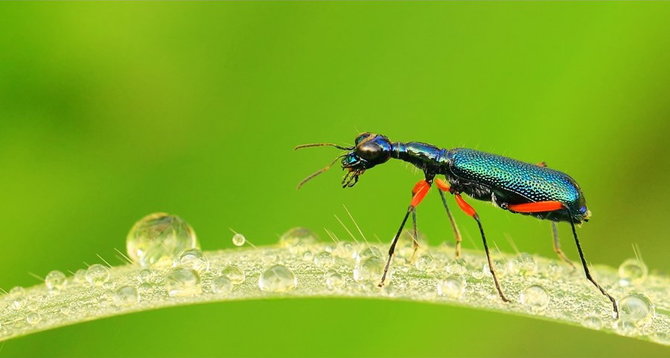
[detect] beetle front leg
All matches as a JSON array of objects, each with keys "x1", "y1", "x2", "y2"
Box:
[{"x1": 378, "y1": 179, "x2": 432, "y2": 287}]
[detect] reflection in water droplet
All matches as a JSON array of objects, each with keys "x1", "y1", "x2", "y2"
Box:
[
  {"x1": 618, "y1": 259, "x2": 648, "y2": 287},
  {"x1": 258, "y1": 265, "x2": 297, "y2": 293},
  {"x1": 314, "y1": 251, "x2": 335, "y2": 266},
  {"x1": 232, "y1": 233, "x2": 246, "y2": 247},
  {"x1": 353, "y1": 256, "x2": 385, "y2": 282},
  {"x1": 126, "y1": 213, "x2": 199, "y2": 268},
  {"x1": 520, "y1": 285, "x2": 549, "y2": 311},
  {"x1": 211, "y1": 275, "x2": 233, "y2": 294},
  {"x1": 619, "y1": 294, "x2": 653, "y2": 324},
  {"x1": 582, "y1": 316, "x2": 603, "y2": 330},
  {"x1": 166, "y1": 268, "x2": 201, "y2": 297},
  {"x1": 176, "y1": 249, "x2": 209, "y2": 272},
  {"x1": 45, "y1": 270, "x2": 67, "y2": 292},
  {"x1": 85, "y1": 264, "x2": 110, "y2": 286},
  {"x1": 221, "y1": 265, "x2": 245, "y2": 284},
  {"x1": 437, "y1": 275, "x2": 466, "y2": 298},
  {"x1": 279, "y1": 227, "x2": 317, "y2": 253},
  {"x1": 324, "y1": 270, "x2": 345, "y2": 290},
  {"x1": 26, "y1": 312, "x2": 41, "y2": 325},
  {"x1": 114, "y1": 286, "x2": 139, "y2": 306}
]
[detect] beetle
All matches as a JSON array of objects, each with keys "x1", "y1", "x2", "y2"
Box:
[{"x1": 295, "y1": 132, "x2": 618, "y2": 317}]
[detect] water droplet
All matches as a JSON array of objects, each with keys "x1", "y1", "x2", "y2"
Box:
[
  {"x1": 357, "y1": 246, "x2": 382, "y2": 262},
  {"x1": 26, "y1": 312, "x2": 41, "y2": 325},
  {"x1": 415, "y1": 255, "x2": 437, "y2": 272},
  {"x1": 221, "y1": 265, "x2": 245, "y2": 284},
  {"x1": 582, "y1": 316, "x2": 603, "y2": 330},
  {"x1": 437, "y1": 275, "x2": 466, "y2": 298},
  {"x1": 9, "y1": 288, "x2": 25, "y2": 310},
  {"x1": 619, "y1": 293, "x2": 653, "y2": 324},
  {"x1": 85, "y1": 264, "x2": 110, "y2": 286},
  {"x1": 520, "y1": 285, "x2": 549, "y2": 311},
  {"x1": 333, "y1": 241, "x2": 355, "y2": 259},
  {"x1": 258, "y1": 265, "x2": 297, "y2": 293},
  {"x1": 126, "y1": 213, "x2": 199, "y2": 268},
  {"x1": 232, "y1": 233, "x2": 246, "y2": 247},
  {"x1": 166, "y1": 268, "x2": 201, "y2": 297},
  {"x1": 279, "y1": 227, "x2": 317, "y2": 253},
  {"x1": 74, "y1": 269, "x2": 87, "y2": 283},
  {"x1": 314, "y1": 251, "x2": 335, "y2": 266},
  {"x1": 353, "y1": 256, "x2": 385, "y2": 282},
  {"x1": 211, "y1": 275, "x2": 233, "y2": 294},
  {"x1": 618, "y1": 259, "x2": 648, "y2": 287},
  {"x1": 302, "y1": 251, "x2": 313, "y2": 261},
  {"x1": 45, "y1": 270, "x2": 67, "y2": 292},
  {"x1": 445, "y1": 259, "x2": 467, "y2": 275},
  {"x1": 176, "y1": 249, "x2": 209, "y2": 272},
  {"x1": 137, "y1": 269, "x2": 154, "y2": 283},
  {"x1": 324, "y1": 270, "x2": 345, "y2": 290},
  {"x1": 114, "y1": 286, "x2": 139, "y2": 306},
  {"x1": 509, "y1": 253, "x2": 537, "y2": 275}
]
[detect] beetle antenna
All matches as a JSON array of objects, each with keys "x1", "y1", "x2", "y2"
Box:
[
  {"x1": 297, "y1": 155, "x2": 345, "y2": 189},
  {"x1": 294, "y1": 143, "x2": 354, "y2": 151}
]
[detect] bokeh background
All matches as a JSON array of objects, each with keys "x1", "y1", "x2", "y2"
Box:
[{"x1": 1, "y1": 2, "x2": 670, "y2": 357}]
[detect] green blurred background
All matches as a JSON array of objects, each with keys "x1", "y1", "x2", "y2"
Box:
[{"x1": 1, "y1": 2, "x2": 669, "y2": 357}]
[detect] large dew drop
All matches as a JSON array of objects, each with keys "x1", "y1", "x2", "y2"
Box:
[
  {"x1": 519, "y1": 285, "x2": 550, "y2": 311},
  {"x1": 617, "y1": 259, "x2": 648, "y2": 287},
  {"x1": 45, "y1": 270, "x2": 67, "y2": 292},
  {"x1": 258, "y1": 265, "x2": 297, "y2": 293},
  {"x1": 126, "y1": 213, "x2": 199, "y2": 268},
  {"x1": 619, "y1": 293, "x2": 653, "y2": 324},
  {"x1": 279, "y1": 227, "x2": 317, "y2": 254}
]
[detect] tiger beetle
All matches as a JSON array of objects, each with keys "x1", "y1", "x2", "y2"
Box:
[{"x1": 296, "y1": 132, "x2": 618, "y2": 318}]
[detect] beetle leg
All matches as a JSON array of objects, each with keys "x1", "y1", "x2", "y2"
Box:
[
  {"x1": 378, "y1": 179, "x2": 432, "y2": 287},
  {"x1": 550, "y1": 222, "x2": 576, "y2": 269},
  {"x1": 453, "y1": 193, "x2": 510, "y2": 303},
  {"x1": 435, "y1": 178, "x2": 463, "y2": 258}
]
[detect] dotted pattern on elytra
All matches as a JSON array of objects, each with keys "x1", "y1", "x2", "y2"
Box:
[{"x1": 448, "y1": 148, "x2": 583, "y2": 206}]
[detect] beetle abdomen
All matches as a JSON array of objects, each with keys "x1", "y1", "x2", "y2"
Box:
[{"x1": 446, "y1": 148, "x2": 588, "y2": 222}]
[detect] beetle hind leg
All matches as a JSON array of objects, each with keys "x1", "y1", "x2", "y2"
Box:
[{"x1": 551, "y1": 222, "x2": 576, "y2": 270}]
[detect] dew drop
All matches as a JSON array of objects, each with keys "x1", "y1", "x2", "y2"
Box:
[
  {"x1": 221, "y1": 265, "x2": 245, "y2": 284},
  {"x1": 114, "y1": 286, "x2": 139, "y2": 306},
  {"x1": 520, "y1": 285, "x2": 549, "y2": 311},
  {"x1": 445, "y1": 259, "x2": 467, "y2": 275},
  {"x1": 618, "y1": 259, "x2": 648, "y2": 287},
  {"x1": 176, "y1": 249, "x2": 209, "y2": 272},
  {"x1": 615, "y1": 320, "x2": 638, "y2": 336},
  {"x1": 258, "y1": 265, "x2": 297, "y2": 293},
  {"x1": 302, "y1": 251, "x2": 314, "y2": 262},
  {"x1": 353, "y1": 256, "x2": 385, "y2": 282},
  {"x1": 415, "y1": 255, "x2": 437, "y2": 272},
  {"x1": 45, "y1": 270, "x2": 67, "y2": 292},
  {"x1": 279, "y1": 227, "x2": 317, "y2": 253},
  {"x1": 73, "y1": 269, "x2": 87, "y2": 284},
  {"x1": 437, "y1": 275, "x2": 466, "y2": 298},
  {"x1": 137, "y1": 269, "x2": 154, "y2": 283},
  {"x1": 619, "y1": 293, "x2": 653, "y2": 324},
  {"x1": 314, "y1": 251, "x2": 335, "y2": 266},
  {"x1": 232, "y1": 233, "x2": 246, "y2": 247},
  {"x1": 509, "y1": 253, "x2": 537, "y2": 275},
  {"x1": 211, "y1": 275, "x2": 233, "y2": 294},
  {"x1": 126, "y1": 213, "x2": 199, "y2": 268},
  {"x1": 324, "y1": 270, "x2": 345, "y2": 290},
  {"x1": 26, "y1": 312, "x2": 41, "y2": 325},
  {"x1": 166, "y1": 268, "x2": 202, "y2": 297},
  {"x1": 582, "y1": 316, "x2": 603, "y2": 330},
  {"x1": 9, "y1": 286, "x2": 25, "y2": 295},
  {"x1": 333, "y1": 241, "x2": 355, "y2": 259},
  {"x1": 85, "y1": 264, "x2": 110, "y2": 286},
  {"x1": 357, "y1": 246, "x2": 382, "y2": 262}
]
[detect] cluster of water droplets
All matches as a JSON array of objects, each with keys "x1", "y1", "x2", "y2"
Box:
[{"x1": 0, "y1": 213, "x2": 668, "y2": 345}]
